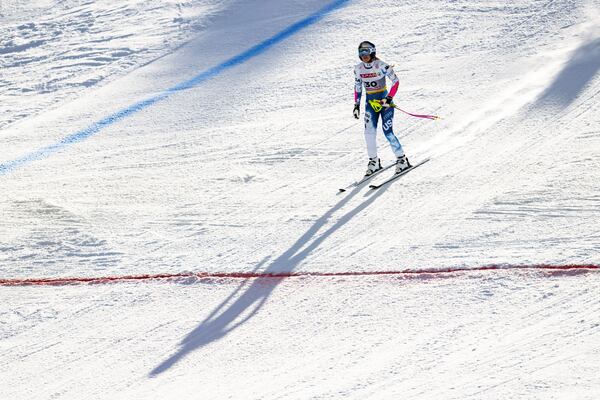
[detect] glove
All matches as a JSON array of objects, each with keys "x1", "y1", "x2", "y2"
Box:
[
  {"x1": 380, "y1": 95, "x2": 393, "y2": 107},
  {"x1": 353, "y1": 103, "x2": 360, "y2": 119}
]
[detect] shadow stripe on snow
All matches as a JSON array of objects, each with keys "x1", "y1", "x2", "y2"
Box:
[{"x1": 0, "y1": 0, "x2": 351, "y2": 176}]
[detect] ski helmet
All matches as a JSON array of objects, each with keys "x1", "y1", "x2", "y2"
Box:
[{"x1": 358, "y1": 41, "x2": 376, "y2": 61}]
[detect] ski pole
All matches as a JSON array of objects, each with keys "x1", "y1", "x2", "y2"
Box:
[
  {"x1": 367, "y1": 99, "x2": 440, "y2": 120},
  {"x1": 392, "y1": 104, "x2": 440, "y2": 120}
]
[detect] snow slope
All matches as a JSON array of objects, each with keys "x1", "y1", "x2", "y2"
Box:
[
  {"x1": 0, "y1": 0, "x2": 224, "y2": 129},
  {"x1": 1, "y1": 0, "x2": 600, "y2": 398}
]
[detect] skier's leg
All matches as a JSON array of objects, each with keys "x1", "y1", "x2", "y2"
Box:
[
  {"x1": 363, "y1": 101, "x2": 379, "y2": 159},
  {"x1": 381, "y1": 107, "x2": 411, "y2": 173},
  {"x1": 362, "y1": 101, "x2": 381, "y2": 175},
  {"x1": 381, "y1": 106, "x2": 405, "y2": 158}
]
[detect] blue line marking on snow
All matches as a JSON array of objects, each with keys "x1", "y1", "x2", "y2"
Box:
[{"x1": 0, "y1": 0, "x2": 351, "y2": 176}]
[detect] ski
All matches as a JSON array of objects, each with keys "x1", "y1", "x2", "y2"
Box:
[
  {"x1": 338, "y1": 162, "x2": 396, "y2": 193},
  {"x1": 368, "y1": 158, "x2": 431, "y2": 189}
]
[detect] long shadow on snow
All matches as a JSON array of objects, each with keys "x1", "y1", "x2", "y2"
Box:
[
  {"x1": 533, "y1": 37, "x2": 600, "y2": 110},
  {"x1": 150, "y1": 183, "x2": 391, "y2": 376}
]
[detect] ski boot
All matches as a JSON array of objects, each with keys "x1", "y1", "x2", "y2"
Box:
[
  {"x1": 395, "y1": 154, "x2": 411, "y2": 174},
  {"x1": 365, "y1": 157, "x2": 382, "y2": 176}
]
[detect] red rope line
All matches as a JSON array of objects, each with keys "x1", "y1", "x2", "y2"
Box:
[{"x1": 1, "y1": 264, "x2": 598, "y2": 286}]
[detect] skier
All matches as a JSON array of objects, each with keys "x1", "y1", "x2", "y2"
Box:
[{"x1": 353, "y1": 41, "x2": 410, "y2": 176}]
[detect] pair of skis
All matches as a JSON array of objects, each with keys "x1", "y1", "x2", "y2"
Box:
[{"x1": 338, "y1": 158, "x2": 430, "y2": 193}]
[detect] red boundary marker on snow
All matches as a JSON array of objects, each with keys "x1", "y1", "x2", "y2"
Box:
[{"x1": 0, "y1": 264, "x2": 598, "y2": 286}]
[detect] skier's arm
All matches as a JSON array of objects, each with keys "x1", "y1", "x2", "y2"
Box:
[
  {"x1": 353, "y1": 67, "x2": 362, "y2": 118},
  {"x1": 383, "y1": 63, "x2": 399, "y2": 104},
  {"x1": 354, "y1": 67, "x2": 363, "y2": 104}
]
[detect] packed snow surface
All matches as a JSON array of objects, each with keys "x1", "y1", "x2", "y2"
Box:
[{"x1": 1, "y1": 0, "x2": 599, "y2": 398}]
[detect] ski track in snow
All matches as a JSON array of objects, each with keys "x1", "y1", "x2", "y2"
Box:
[{"x1": 1, "y1": 0, "x2": 600, "y2": 398}]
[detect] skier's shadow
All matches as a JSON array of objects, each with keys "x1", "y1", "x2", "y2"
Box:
[{"x1": 150, "y1": 181, "x2": 390, "y2": 376}]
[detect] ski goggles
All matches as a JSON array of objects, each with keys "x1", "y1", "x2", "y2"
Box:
[{"x1": 358, "y1": 47, "x2": 374, "y2": 57}]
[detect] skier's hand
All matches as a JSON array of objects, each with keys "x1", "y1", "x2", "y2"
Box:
[
  {"x1": 353, "y1": 103, "x2": 360, "y2": 119},
  {"x1": 380, "y1": 96, "x2": 394, "y2": 108}
]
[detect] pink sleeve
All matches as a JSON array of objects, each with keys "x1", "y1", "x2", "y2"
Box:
[{"x1": 388, "y1": 81, "x2": 399, "y2": 98}]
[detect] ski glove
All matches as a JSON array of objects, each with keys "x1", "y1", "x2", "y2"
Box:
[
  {"x1": 353, "y1": 103, "x2": 360, "y2": 119},
  {"x1": 380, "y1": 96, "x2": 394, "y2": 107}
]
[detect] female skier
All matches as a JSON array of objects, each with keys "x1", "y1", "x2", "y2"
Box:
[{"x1": 353, "y1": 41, "x2": 410, "y2": 176}]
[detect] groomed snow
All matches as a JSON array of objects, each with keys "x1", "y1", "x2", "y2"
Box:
[{"x1": 1, "y1": 0, "x2": 599, "y2": 398}]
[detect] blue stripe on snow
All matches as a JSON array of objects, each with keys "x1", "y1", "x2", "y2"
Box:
[{"x1": 0, "y1": 0, "x2": 351, "y2": 176}]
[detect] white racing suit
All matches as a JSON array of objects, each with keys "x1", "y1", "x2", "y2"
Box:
[{"x1": 354, "y1": 59, "x2": 404, "y2": 159}]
